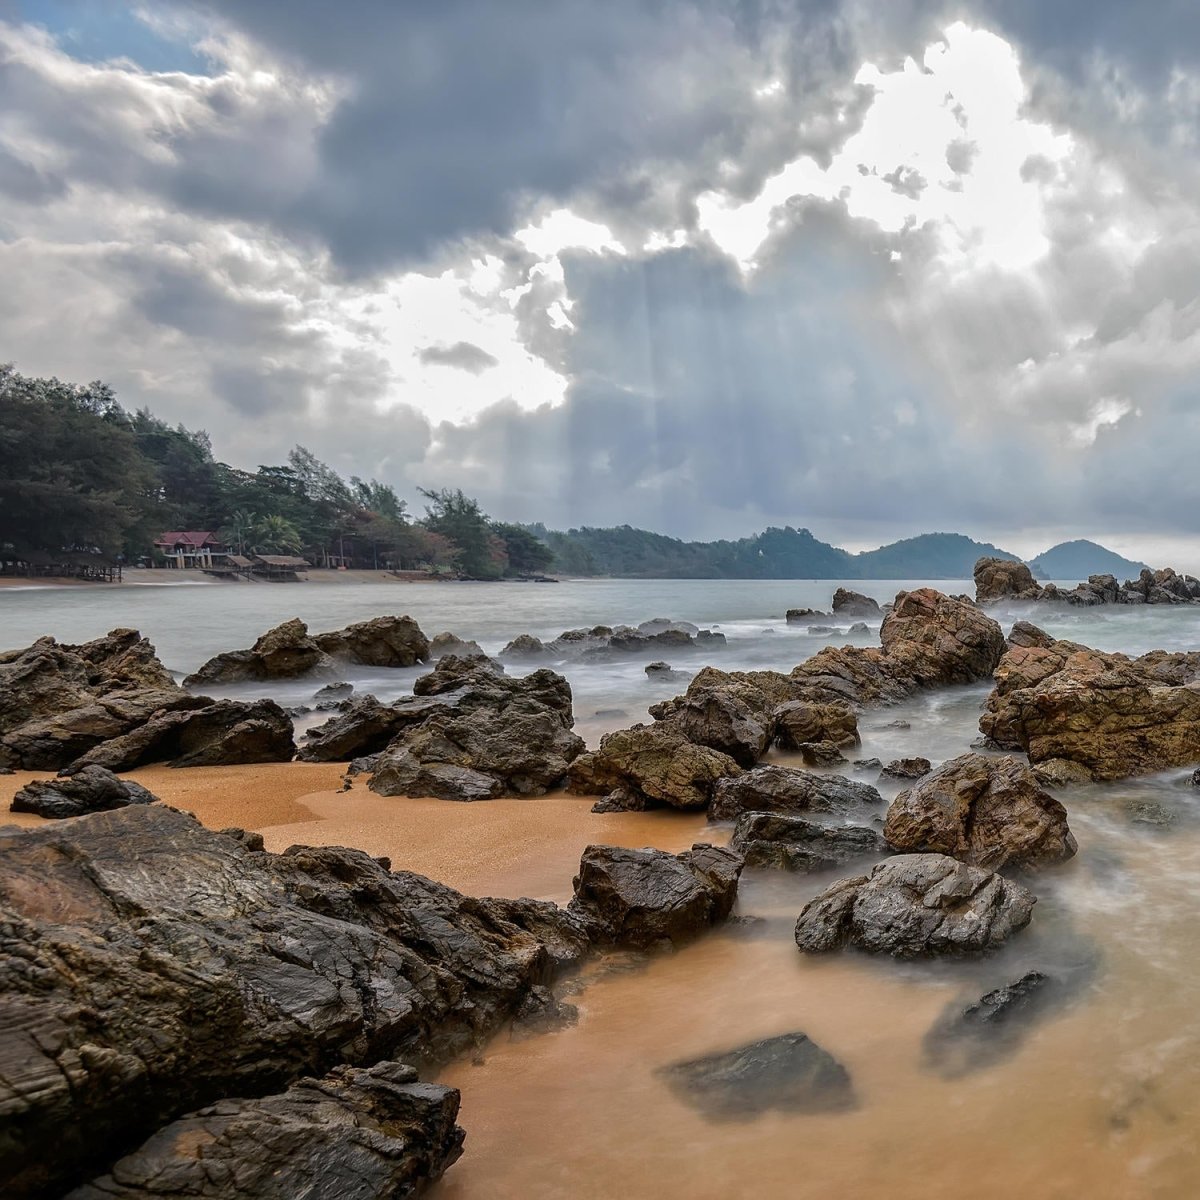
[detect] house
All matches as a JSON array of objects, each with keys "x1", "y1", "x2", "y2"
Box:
[
  {"x1": 251, "y1": 554, "x2": 311, "y2": 581},
  {"x1": 153, "y1": 531, "x2": 224, "y2": 569}
]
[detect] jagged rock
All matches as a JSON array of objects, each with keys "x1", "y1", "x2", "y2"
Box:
[
  {"x1": 658, "y1": 1032, "x2": 854, "y2": 1118},
  {"x1": 568, "y1": 724, "x2": 741, "y2": 811},
  {"x1": 312, "y1": 615, "x2": 430, "y2": 668},
  {"x1": 69, "y1": 698, "x2": 296, "y2": 770},
  {"x1": 567, "y1": 843, "x2": 742, "y2": 949},
  {"x1": 644, "y1": 660, "x2": 683, "y2": 678},
  {"x1": 884, "y1": 753, "x2": 1077, "y2": 870},
  {"x1": 10, "y1": 765, "x2": 158, "y2": 819},
  {"x1": 709, "y1": 765, "x2": 881, "y2": 822},
  {"x1": 0, "y1": 805, "x2": 592, "y2": 1196},
  {"x1": 411, "y1": 653, "x2": 504, "y2": 696},
  {"x1": 429, "y1": 632, "x2": 486, "y2": 660},
  {"x1": 794, "y1": 853, "x2": 1035, "y2": 957},
  {"x1": 298, "y1": 694, "x2": 454, "y2": 763},
  {"x1": 648, "y1": 667, "x2": 775, "y2": 767},
  {"x1": 980, "y1": 635, "x2": 1200, "y2": 781},
  {"x1": 510, "y1": 985, "x2": 579, "y2": 1036},
  {"x1": 974, "y1": 557, "x2": 1044, "y2": 604},
  {"x1": 852, "y1": 758, "x2": 882, "y2": 772},
  {"x1": 67, "y1": 1062, "x2": 463, "y2": 1200},
  {"x1": 773, "y1": 700, "x2": 859, "y2": 752},
  {"x1": 183, "y1": 618, "x2": 333, "y2": 687},
  {"x1": 1007, "y1": 620, "x2": 1056, "y2": 650},
  {"x1": 369, "y1": 668, "x2": 583, "y2": 799},
  {"x1": 786, "y1": 608, "x2": 828, "y2": 624},
  {"x1": 831, "y1": 588, "x2": 882, "y2": 618},
  {"x1": 731, "y1": 812, "x2": 886, "y2": 872},
  {"x1": 880, "y1": 757, "x2": 932, "y2": 780},
  {"x1": 499, "y1": 633, "x2": 550, "y2": 660},
  {"x1": 313, "y1": 681, "x2": 354, "y2": 702},
  {"x1": 796, "y1": 742, "x2": 848, "y2": 767}
]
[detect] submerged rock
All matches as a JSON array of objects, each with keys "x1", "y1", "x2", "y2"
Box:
[
  {"x1": 731, "y1": 812, "x2": 886, "y2": 872},
  {"x1": 658, "y1": 1032, "x2": 854, "y2": 1119},
  {"x1": 831, "y1": 588, "x2": 882, "y2": 618},
  {"x1": 794, "y1": 853, "x2": 1036, "y2": 957},
  {"x1": 709, "y1": 765, "x2": 881, "y2": 823},
  {"x1": 880, "y1": 757, "x2": 932, "y2": 780},
  {"x1": 10, "y1": 765, "x2": 158, "y2": 819},
  {"x1": 67, "y1": 1062, "x2": 463, "y2": 1200},
  {"x1": 884, "y1": 753, "x2": 1077, "y2": 871}
]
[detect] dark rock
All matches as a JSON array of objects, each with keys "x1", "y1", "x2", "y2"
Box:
[
  {"x1": 568, "y1": 724, "x2": 741, "y2": 811},
  {"x1": 773, "y1": 699, "x2": 859, "y2": 752},
  {"x1": 648, "y1": 667, "x2": 775, "y2": 767},
  {"x1": 637, "y1": 618, "x2": 700, "y2": 636},
  {"x1": 807, "y1": 625, "x2": 838, "y2": 636},
  {"x1": 499, "y1": 633, "x2": 550, "y2": 660},
  {"x1": 846, "y1": 622, "x2": 870, "y2": 635},
  {"x1": 880, "y1": 757, "x2": 932, "y2": 780},
  {"x1": 589, "y1": 786, "x2": 651, "y2": 814},
  {"x1": 786, "y1": 608, "x2": 828, "y2": 624},
  {"x1": 883, "y1": 753, "x2": 1077, "y2": 870},
  {"x1": 852, "y1": 758, "x2": 882, "y2": 772},
  {"x1": 731, "y1": 812, "x2": 886, "y2": 872},
  {"x1": 794, "y1": 853, "x2": 1036, "y2": 957},
  {"x1": 0, "y1": 805, "x2": 592, "y2": 1196},
  {"x1": 298, "y1": 694, "x2": 453, "y2": 763},
  {"x1": 411, "y1": 654, "x2": 504, "y2": 696},
  {"x1": 429, "y1": 632, "x2": 486, "y2": 660},
  {"x1": 510, "y1": 986, "x2": 579, "y2": 1037},
  {"x1": 10, "y1": 765, "x2": 158, "y2": 819},
  {"x1": 183, "y1": 618, "x2": 333, "y2": 687},
  {"x1": 313, "y1": 681, "x2": 354, "y2": 702},
  {"x1": 313, "y1": 615, "x2": 430, "y2": 668},
  {"x1": 831, "y1": 588, "x2": 882, "y2": 618},
  {"x1": 709, "y1": 765, "x2": 881, "y2": 822},
  {"x1": 568, "y1": 843, "x2": 742, "y2": 949},
  {"x1": 796, "y1": 742, "x2": 849, "y2": 767},
  {"x1": 66, "y1": 1062, "x2": 463, "y2": 1200},
  {"x1": 658, "y1": 1032, "x2": 854, "y2": 1119}
]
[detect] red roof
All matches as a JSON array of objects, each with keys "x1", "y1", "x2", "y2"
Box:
[{"x1": 154, "y1": 531, "x2": 219, "y2": 548}]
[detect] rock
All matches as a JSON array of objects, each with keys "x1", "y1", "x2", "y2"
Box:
[
  {"x1": 369, "y1": 668, "x2": 584, "y2": 800},
  {"x1": 709, "y1": 765, "x2": 882, "y2": 822},
  {"x1": 0, "y1": 805, "x2": 592, "y2": 1196},
  {"x1": 648, "y1": 667, "x2": 776, "y2": 767},
  {"x1": 69, "y1": 698, "x2": 296, "y2": 771},
  {"x1": 732, "y1": 812, "x2": 886, "y2": 872},
  {"x1": 429, "y1": 632, "x2": 487, "y2": 660},
  {"x1": 10, "y1": 765, "x2": 158, "y2": 819},
  {"x1": 974, "y1": 557, "x2": 1044, "y2": 604},
  {"x1": 852, "y1": 758, "x2": 882, "y2": 772},
  {"x1": 411, "y1": 653, "x2": 505, "y2": 695},
  {"x1": 644, "y1": 660, "x2": 682, "y2": 678},
  {"x1": 786, "y1": 608, "x2": 828, "y2": 624},
  {"x1": 312, "y1": 615, "x2": 430, "y2": 668},
  {"x1": 313, "y1": 681, "x2": 354, "y2": 702},
  {"x1": 831, "y1": 588, "x2": 882, "y2": 618},
  {"x1": 1007, "y1": 620, "x2": 1056, "y2": 650},
  {"x1": 1125, "y1": 799, "x2": 1175, "y2": 827},
  {"x1": 846, "y1": 622, "x2": 870, "y2": 635},
  {"x1": 67, "y1": 1062, "x2": 464, "y2": 1200},
  {"x1": 658, "y1": 1032, "x2": 853, "y2": 1119},
  {"x1": 808, "y1": 625, "x2": 838, "y2": 636},
  {"x1": 637, "y1": 618, "x2": 700, "y2": 636},
  {"x1": 510, "y1": 984, "x2": 579, "y2": 1036},
  {"x1": 880, "y1": 756, "x2": 932, "y2": 780},
  {"x1": 980, "y1": 635, "x2": 1200, "y2": 781},
  {"x1": 567, "y1": 843, "x2": 742, "y2": 949},
  {"x1": 794, "y1": 854, "x2": 1035, "y2": 957},
  {"x1": 796, "y1": 742, "x2": 848, "y2": 767},
  {"x1": 183, "y1": 618, "x2": 333, "y2": 687},
  {"x1": 773, "y1": 700, "x2": 859, "y2": 752},
  {"x1": 298, "y1": 694, "x2": 455, "y2": 763},
  {"x1": 499, "y1": 633, "x2": 550, "y2": 660},
  {"x1": 883, "y1": 753, "x2": 1077, "y2": 870}
]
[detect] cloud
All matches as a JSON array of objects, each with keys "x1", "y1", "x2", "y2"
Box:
[{"x1": 416, "y1": 342, "x2": 500, "y2": 374}]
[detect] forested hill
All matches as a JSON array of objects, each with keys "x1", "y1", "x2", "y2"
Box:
[{"x1": 1029, "y1": 539, "x2": 1148, "y2": 580}]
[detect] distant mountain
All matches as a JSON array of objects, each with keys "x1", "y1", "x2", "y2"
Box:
[
  {"x1": 1029, "y1": 540, "x2": 1149, "y2": 582},
  {"x1": 851, "y1": 533, "x2": 1019, "y2": 579}
]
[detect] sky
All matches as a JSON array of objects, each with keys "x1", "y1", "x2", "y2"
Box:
[{"x1": 3, "y1": 1, "x2": 1200, "y2": 565}]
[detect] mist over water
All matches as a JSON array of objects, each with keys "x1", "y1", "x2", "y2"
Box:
[{"x1": 6, "y1": 578, "x2": 1200, "y2": 1196}]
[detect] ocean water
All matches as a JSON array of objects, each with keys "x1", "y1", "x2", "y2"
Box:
[{"x1": 7, "y1": 577, "x2": 1200, "y2": 1197}]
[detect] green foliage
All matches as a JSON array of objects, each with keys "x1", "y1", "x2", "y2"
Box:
[{"x1": 419, "y1": 487, "x2": 504, "y2": 579}]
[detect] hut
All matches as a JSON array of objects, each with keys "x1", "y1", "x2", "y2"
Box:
[
  {"x1": 251, "y1": 554, "x2": 310, "y2": 581},
  {"x1": 153, "y1": 532, "x2": 225, "y2": 569},
  {"x1": 201, "y1": 553, "x2": 255, "y2": 581}
]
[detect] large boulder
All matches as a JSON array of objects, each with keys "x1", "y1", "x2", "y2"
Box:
[
  {"x1": 567, "y1": 843, "x2": 742, "y2": 949},
  {"x1": 831, "y1": 588, "x2": 882, "y2": 618},
  {"x1": 10, "y1": 765, "x2": 158, "y2": 819},
  {"x1": 67, "y1": 1062, "x2": 463, "y2": 1200},
  {"x1": 772, "y1": 700, "x2": 859, "y2": 752},
  {"x1": 709, "y1": 765, "x2": 881, "y2": 823},
  {"x1": 793, "y1": 853, "x2": 1035, "y2": 957},
  {"x1": 648, "y1": 667, "x2": 776, "y2": 767},
  {"x1": 657, "y1": 1032, "x2": 854, "y2": 1118},
  {"x1": 731, "y1": 812, "x2": 886, "y2": 872},
  {"x1": 883, "y1": 753, "x2": 1077, "y2": 870},
  {"x1": 567, "y1": 724, "x2": 742, "y2": 812},
  {"x1": 973, "y1": 557, "x2": 1043, "y2": 605},
  {"x1": 313, "y1": 615, "x2": 430, "y2": 668},
  {"x1": 369, "y1": 667, "x2": 584, "y2": 800},
  {"x1": 183, "y1": 618, "x2": 332, "y2": 687},
  {"x1": 297, "y1": 694, "x2": 454, "y2": 763},
  {"x1": 980, "y1": 637, "x2": 1200, "y2": 781},
  {"x1": 0, "y1": 805, "x2": 592, "y2": 1196},
  {"x1": 69, "y1": 698, "x2": 296, "y2": 770}
]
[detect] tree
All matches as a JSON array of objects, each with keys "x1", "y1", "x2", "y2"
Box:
[
  {"x1": 221, "y1": 509, "x2": 258, "y2": 556},
  {"x1": 491, "y1": 522, "x2": 554, "y2": 576},
  {"x1": 251, "y1": 514, "x2": 303, "y2": 554},
  {"x1": 418, "y1": 487, "x2": 500, "y2": 578}
]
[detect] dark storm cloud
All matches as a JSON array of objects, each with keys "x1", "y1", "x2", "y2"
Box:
[{"x1": 416, "y1": 341, "x2": 499, "y2": 374}]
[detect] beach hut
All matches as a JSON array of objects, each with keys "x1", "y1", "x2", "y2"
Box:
[
  {"x1": 153, "y1": 532, "x2": 225, "y2": 569},
  {"x1": 251, "y1": 554, "x2": 310, "y2": 581}
]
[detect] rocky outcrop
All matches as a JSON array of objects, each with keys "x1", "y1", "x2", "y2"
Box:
[
  {"x1": 657, "y1": 1032, "x2": 854, "y2": 1118},
  {"x1": 787, "y1": 589, "x2": 1005, "y2": 710},
  {"x1": 0, "y1": 804, "x2": 594, "y2": 1196},
  {"x1": 709, "y1": 765, "x2": 881, "y2": 823},
  {"x1": 70, "y1": 698, "x2": 296, "y2": 771},
  {"x1": 567, "y1": 724, "x2": 742, "y2": 812},
  {"x1": 786, "y1": 608, "x2": 828, "y2": 624},
  {"x1": 297, "y1": 694, "x2": 452, "y2": 763},
  {"x1": 369, "y1": 666, "x2": 584, "y2": 800},
  {"x1": 831, "y1": 588, "x2": 882, "y2": 618},
  {"x1": 546, "y1": 622, "x2": 726, "y2": 661},
  {"x1": 567, "y1": 843, "x2": 742, "y2": 950},
  {"x1": 772, "y1": 699, "x2": 859, "y2": 753},
  {"x1": 731, "y1": 812, "x2": 886, "y2": 872},
  {"x1": 428, "y1": 631, "x2": 487, "y2": 660},
  {"x1": 648, "y1": 667, "x2": 776, "y2": 767},
  {"x1": 980, "y1": 636, "x2": 1200, "y2": 781},
  {"x1": 793, "y1": 854, "x2": 1035, "y2": 957},
  {"x1": 313, "y1": 615, "x2": 431, "y2": 668},
  {"x1": 67, "y1": 1062, "x2": 463, "y2": 1200},
  {"x1": 499, "y1": 633, "x2": 550, "y2": 660},
  {"x1": 973, "y1": 557, "x2": 1043, "y2": 604},
  {"x1": 880, "y1": 757, "x2": 931, "y2": 780},
  {"x1": 10, "y1": 765, "x2": 158, "y2": 819},
  {"x1": 884, "y1": 753, "x2": 1077, "y2": 870}
]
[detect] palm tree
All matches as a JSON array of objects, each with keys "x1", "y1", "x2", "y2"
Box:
[
  {"x1": 251, "y1": 514, "x2": 302, "y2": 554},
  {"x1": 223, "y1": 509, "x2": 257, "y2": 556}
]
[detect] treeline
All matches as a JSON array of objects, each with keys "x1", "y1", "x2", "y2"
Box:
[{"x1": 0, "y1": 365, "x2": 551, "y2": 578}]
